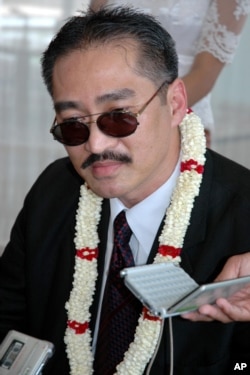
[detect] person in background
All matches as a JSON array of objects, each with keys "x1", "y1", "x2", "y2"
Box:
[
  {"x1": 90, "y1": 0, "x2": 250, "y2": 147},
  {"x1": 1, "y1": 6, "x2": 250, "y2": 375}
]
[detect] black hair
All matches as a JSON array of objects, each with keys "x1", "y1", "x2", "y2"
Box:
[{"x1": 41, "y1": 6, "x2": 178, "y2": 96}]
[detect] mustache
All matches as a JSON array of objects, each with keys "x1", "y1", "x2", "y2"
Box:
[{"x1": 81, "y1": 151, "x2": 132, "y2": 169}]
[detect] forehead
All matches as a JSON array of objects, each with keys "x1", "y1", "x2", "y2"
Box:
[
  {"x1": 52, "y1": 41, "x2": 148, "y2": 103},
  {"x1": 55, "y1": 39, "x2": 141, "y2": 75}
]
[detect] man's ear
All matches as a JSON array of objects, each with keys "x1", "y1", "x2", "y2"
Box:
[{"x1": 167, "y1": 78, "x2": 187, "y2": 127}]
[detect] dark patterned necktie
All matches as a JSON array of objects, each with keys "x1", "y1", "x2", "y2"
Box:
[{"x1": 94, "y1": 210, "x2": 142, "y2": 375}]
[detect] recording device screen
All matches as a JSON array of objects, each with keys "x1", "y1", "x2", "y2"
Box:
[
  {"x1": 0, "y1": 340, "x2": 24, "y2": 369},
  {"x1": 0, "y1": 340, "x2": 24, "y2": 370},
  {"x1": 0, "y1": 330, "x2": 54, "y2": 375}
]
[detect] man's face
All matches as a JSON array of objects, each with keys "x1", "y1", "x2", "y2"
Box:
[{"x1": 52, "y1": 42, "x2": 186, "y2": 207}]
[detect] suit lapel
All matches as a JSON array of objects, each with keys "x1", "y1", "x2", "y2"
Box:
[{"x1": 147, "y1": 150, "x2": 213, "y2": 274}]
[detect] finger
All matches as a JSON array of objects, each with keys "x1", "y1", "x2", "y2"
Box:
[
  {"x1": 181, "y1": 304, "x2": 233, "y2": 323},
  {"x1": 216, "y1": 298, "x2": 250, "y2": 321},
  {"x1": 181, "y1": 308, "x2": 213, "y2": 322},
  {"x1": 198, "y1": 303, "x2": 233, "y2": 323}
]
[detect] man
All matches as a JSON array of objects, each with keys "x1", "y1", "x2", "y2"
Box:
[{"x1": 1, "y1": 6, "x2": 250, "y2": 375}]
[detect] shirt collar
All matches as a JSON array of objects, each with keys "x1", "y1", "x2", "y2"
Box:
[{"x1": 109, "y1": 156, "x2": 181, "y2": 255}]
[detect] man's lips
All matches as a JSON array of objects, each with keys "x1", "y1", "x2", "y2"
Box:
[{"x1": 90, "y1": 160, "x2": 124, "y2": 177}]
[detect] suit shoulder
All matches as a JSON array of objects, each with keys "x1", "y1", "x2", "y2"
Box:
[
  {"x1": 208, "y1": 149, "x2": 250, "y2": 186},
  {"x1": 204, "y1": 150, "x2": 250, "y2": 211},
  {"x1": 37, "y1": 157, "x2": 81, "y2": 183},
  {"x1": 22, "y1": 157, "x2": 82, "y2": 210},
  {"x1": 30, "y1": 157, "x2": 82, "y2": 190}
]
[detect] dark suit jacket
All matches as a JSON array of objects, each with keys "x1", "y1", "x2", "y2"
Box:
[{"x1": 1, "y1": 149, "x2": 250, "y2": 374}]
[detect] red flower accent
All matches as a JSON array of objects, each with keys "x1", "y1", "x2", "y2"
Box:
[
  {"x1": 186, "y1": 108, "x2": 193, "y2": 114},
  {"x1": 143, "y1": 307, "x2": 161, "y2": 321},
  {"x1": 181, "y1": 159, "x2": 204, "y2": 174},
  {"x1": 67, "y1": 320, "x2": 89, "y2": 334},
  {"x1": 158, "y1": 245, "x2": 181, "y2": 258},
  {"x1": 76, "y1": 247, "x2": 99, "y2": 261}
]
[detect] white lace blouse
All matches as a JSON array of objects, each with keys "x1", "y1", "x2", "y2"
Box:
[{"x1": 104, "y1": 0, "x2": 250, "y2": 129}]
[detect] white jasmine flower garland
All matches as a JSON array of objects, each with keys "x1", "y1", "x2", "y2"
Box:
[{"x1": 64, "y1": 109, "x2": 206, "y2": 375}]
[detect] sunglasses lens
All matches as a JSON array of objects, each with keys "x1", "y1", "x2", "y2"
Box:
[
  {"x1": 97, "y1": 111, "x2": 138, "y2": 137},
  {"x1": 52, "y1": 121, "x2": 89, "y2": 146}
]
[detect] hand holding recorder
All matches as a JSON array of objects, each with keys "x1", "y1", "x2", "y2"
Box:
[{"x1": 182, "y1": 253, "x2": 250, "y2": 323}]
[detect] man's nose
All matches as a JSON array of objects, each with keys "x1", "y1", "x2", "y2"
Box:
[{"x1": 84, "y1": 121, "x2": 119, "y2": 154}]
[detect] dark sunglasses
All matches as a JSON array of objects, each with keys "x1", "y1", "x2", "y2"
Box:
[{"x1": 50, "y1": 80, "x2": 168, "y2": 146}]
